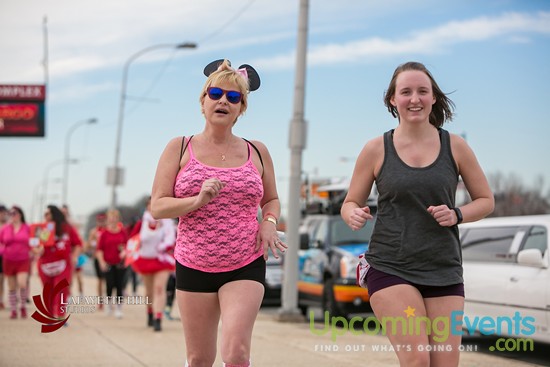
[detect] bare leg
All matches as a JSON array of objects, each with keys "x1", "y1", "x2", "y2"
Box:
[
  {"x1": 425, "y1": 296, "x2": 464, "y2": 367},
  {"x1": 370, "y1": 284, "x2": 431, "y2": 367},
  {"x1": 142, "y1": 274, "x2": 154, "y2": 326},
  {"x1": 153, "y1": 270, "x2": 169, "y2": 315},
  {"x1": 17, "y1": 272, "x2": 29, "y2": 317},
  {"x1": 150, "y1": 270, "x2": 169, "y2": 331},
  {"x1": 0, "y1": 273, "x2": 5, "y2": 309},
  {"x1": 177, "y1": 290, "x2": 220, "y2": 367},
  {"x1": 7, "y1": 275, "x2": 17, "y2": 318},
  {"x1": 219, "y1": 280, "x2": 264, "y2": 366}
]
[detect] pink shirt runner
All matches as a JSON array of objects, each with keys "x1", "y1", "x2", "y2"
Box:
[
  {"x1": 174, "y1": 139, "x2": 264, "y2": 272},
  {"x1": 0, "y1": 223, "x2": 31, "y2": 262}
]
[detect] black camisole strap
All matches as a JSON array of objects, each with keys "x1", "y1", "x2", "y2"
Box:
[
  {"x1": 179, "y1": 135, "x2": 263, "y2": 176},
  {"x1": 179, "y1": 135, "x2": 194, "y2": 161},
  {"x1": 242, "y1": 138, "x2": 264, "y2": 171}
]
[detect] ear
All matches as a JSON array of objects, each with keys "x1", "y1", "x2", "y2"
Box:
[
  {"x1": 203, "y1": 59, "x2": 227, "y2": 77},
  {"x1": 390, "y1": 95, "x2": 397, "y2": 107},
  {"x1": 238, "y1": 64, "x2": 261, "y2": 91},
  {"x1": 432, "y1": 96, "x2": 436, "y2": 105}
]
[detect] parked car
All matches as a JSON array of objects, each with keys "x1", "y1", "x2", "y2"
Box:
[
  {"x1": 262, "y1": 231, "x2": 285, "y2": 306},
  {"x1": 460, "y1": 214, "x2": 550, "y2": 344},
  {"x1": 297, "y1": 213, "x2": 375, "y2": 318}
]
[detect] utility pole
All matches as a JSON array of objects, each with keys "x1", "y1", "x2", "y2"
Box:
[
  {"x1": 109, "y1": 42, "x2": 197, "y2": 209},
  {"x1": 278, "y1": 0, "x2": 309, "y2": 322},
  {"x1": 42, "y1": 16, "x2": 48, "y2": 86}
]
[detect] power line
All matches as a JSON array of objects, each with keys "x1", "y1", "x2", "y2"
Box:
[
  {"x1": 125, "y1": 0, "x2": 257, "y2": 115},
  {"x1": 198, "y1": 0, "x2": 256, "y2": 44},
  {"x1": 125, "y1": 49, "x2": 178, "y2": 118}
]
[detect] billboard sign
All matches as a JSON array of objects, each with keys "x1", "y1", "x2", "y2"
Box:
[{"x1": 0, "y1": 84, "x2": 46, "y2": 137}]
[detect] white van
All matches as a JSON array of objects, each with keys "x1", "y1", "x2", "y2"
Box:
[{"x1": 459, "y1": 214, "x2": 550, "y2": 344}]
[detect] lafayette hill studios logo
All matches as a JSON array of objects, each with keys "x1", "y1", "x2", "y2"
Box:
[{"x1": 32, "y1": 279, "x2": 70, "y2": 333}]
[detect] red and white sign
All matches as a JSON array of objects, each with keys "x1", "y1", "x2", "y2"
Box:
[
  {"x1": 0, "y1": 84, "x2": 46, "y2": 101},
  {"x1": 0, "y1": 84, "x2": 46, "y2": 137}
]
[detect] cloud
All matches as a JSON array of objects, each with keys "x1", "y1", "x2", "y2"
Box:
[
  {"x1": 48, "y1": 82, "x2": 116, "y2": 103},
  {"x1": 0, "y1": 0, "x2": 295, "y2": 83},
  {"x1": 2, "y1": 4, "x2": 548, "y2": 85},
  {"x1": 253, "y1": 11, "x2": 550, "y2": 70}
]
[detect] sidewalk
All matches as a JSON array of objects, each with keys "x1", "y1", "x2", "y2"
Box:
[{"x1": 0, "y1": 272, "x2": 539, "y2": 367}]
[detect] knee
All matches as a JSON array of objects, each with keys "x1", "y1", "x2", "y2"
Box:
[
  {"x1": 222, "y1": 340, "x2": 249, "y2": 366},
  {"x1": 154, "y1": 284, "x2": 165, "y2": 296}
]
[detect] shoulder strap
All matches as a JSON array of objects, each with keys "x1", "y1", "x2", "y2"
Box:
[
  {"x1": 179, "y1": 135, "x2": 194, "y2": 161},
  {"x1": 242, "y1": 138, "x2": 264, "y2": 171}
]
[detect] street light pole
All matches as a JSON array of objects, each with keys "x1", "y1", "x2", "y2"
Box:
[
  {"x1": 278, "y1": 0, "x2": 309, "y2": 322},
  {"x1": 109, "y1": 42, "x2": 197, "y2": 209},
  {"x1": 62, "y1": 118, "x2": 97, "y2": 205},
  {"x1": 42, "y1": 159, "x2": 78, "y2": 214}
]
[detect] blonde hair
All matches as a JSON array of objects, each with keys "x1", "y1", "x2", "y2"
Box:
[{"x1": 199, "y1": 59, "x2": 249, "y2": 116}]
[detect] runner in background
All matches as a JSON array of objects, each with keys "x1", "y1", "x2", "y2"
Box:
[
  {"x1": 96, "y1": 209, "x2": 128, "y2": 319},
  {"x1": 0, "y1": 206, "x2": 31, "y2": 319},
  {"x1": 86, "y1": 213, "x2": 106, "y2": 307},
  {"x1": 129, "y1": 197, "x2": 176, "y2": 332},
  {"x1": 0, "y1": 204, "x2": 9, "y2": 310},
  {"x1": 32, "y1": 205, "x2": 82, "y2": 319},
  {"x1": 62, "y1": 205, "x2": 87, "y2": 297}
]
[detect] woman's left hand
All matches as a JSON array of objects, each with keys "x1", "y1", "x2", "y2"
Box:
[
  {"x1": 427, "y1": 205, "x2": 457, "y2": 227},
  {"x1": 256, "y1": 222, "x2": 288, "y2": 260}
]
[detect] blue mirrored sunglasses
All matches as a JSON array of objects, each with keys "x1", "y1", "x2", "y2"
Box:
[{"x1": 207, "y1": 87, "x2": 243, "y2": 104}]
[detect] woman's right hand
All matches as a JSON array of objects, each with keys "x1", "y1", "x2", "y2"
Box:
[
  {"x1": 99, "y1": 261, "x2": 108, "y2": 273},
  {"x1": 31, "y1": 244, "x2": 44, "y2": 257},
  {"x1": 195, "y1": 178, "x2": 225, "y2": 207},
  {"x1": 347, "y1": 206, "x2": 373, "y2": 231}
]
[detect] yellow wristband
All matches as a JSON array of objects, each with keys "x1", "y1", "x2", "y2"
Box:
[{"x1": 263, "y1": 217, "x2": 277, "y2": 225}]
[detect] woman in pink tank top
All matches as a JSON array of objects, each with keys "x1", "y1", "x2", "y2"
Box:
[{"x1": 151, "y1": 59, "x2": 287, "y2": 367}]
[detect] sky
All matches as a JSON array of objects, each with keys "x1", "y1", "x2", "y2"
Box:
[{"x1": 0, "y1": 0, "x2": 549, "y2": 225}]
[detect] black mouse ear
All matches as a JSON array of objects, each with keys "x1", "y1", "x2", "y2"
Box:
[
  {"x1": 203, "y1": 60, "x2": 261, "y2": 92},
  {"x1": 203, "y1": 59, "x2": 229, "y2": 77},
  {"x1": 238, "y1": 64, "x2": 260, "y2": 91}
]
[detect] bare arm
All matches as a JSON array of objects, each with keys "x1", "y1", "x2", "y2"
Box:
[
  {"x1": 428, "y1": 135, "x2": 495, "y2": 226},
  {"x1": 151, "y1": 137, "x2": 225, "y2": 219},
  {"x1": 251, "y1": 140, "x2": 287, "y2": 258},
  {"x1": 341, "y1": 137, "x2": 383, "y2": 230},
  {"x1": 84, "y1": 228, "x2": 97, "y2": 253},
  {"x1": 253, "y1": 140, "x2": 281, "y2": 218},
  {"x1": 451, "y1": 134, "x2": 495, "y2": 222}
]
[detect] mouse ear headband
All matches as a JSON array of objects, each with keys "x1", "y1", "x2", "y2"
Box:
[{"x1": 203, "y1": 59, "x2": 261, "y2": 92}]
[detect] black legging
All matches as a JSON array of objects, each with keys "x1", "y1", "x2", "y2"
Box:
[
  {"x1": 166, "y1": 273, "x2": 176, "y2": 307},
  {"x1": 122, "y1": 267, "x2": 138, "y2": 294},
  {"x1": 105, "y1": 265, "x2": 127, "y2": 299}
]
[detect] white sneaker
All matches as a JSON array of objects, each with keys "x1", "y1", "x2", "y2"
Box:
[
  {"x1": 105, "y1": 304, "x2": 113, "y2": 316},
  {"x1": 114, "y1": 307, "x2": 123, "y2": 319}
]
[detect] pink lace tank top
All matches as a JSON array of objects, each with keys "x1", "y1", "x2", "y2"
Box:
[{"x1": 174, "y1": 138, "x2": 264, "y2": 272}]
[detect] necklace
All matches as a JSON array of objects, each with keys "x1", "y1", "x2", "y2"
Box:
[{"x1": 209, "y1": 135, "x2": 234, "y2": 161}]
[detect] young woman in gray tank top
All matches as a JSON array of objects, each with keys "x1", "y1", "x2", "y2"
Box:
[{"x1": 341, "y1": 62, "x2": 494, "y2": 367}]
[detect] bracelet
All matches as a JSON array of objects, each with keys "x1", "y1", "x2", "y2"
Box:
[
  {"x1": 451, "y1": 207, "x2": 463, "y2": 224},
  {"x1": 263, "y1": 212, "x2": 278, "y2": 224},
  {"x1": 263, "y1": 216, "x2": 277, "y2": 226}
]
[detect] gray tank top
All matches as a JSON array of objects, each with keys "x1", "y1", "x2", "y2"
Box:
[{"x1": 365, "y1": 128, "x2": 463, "y2": 286}]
